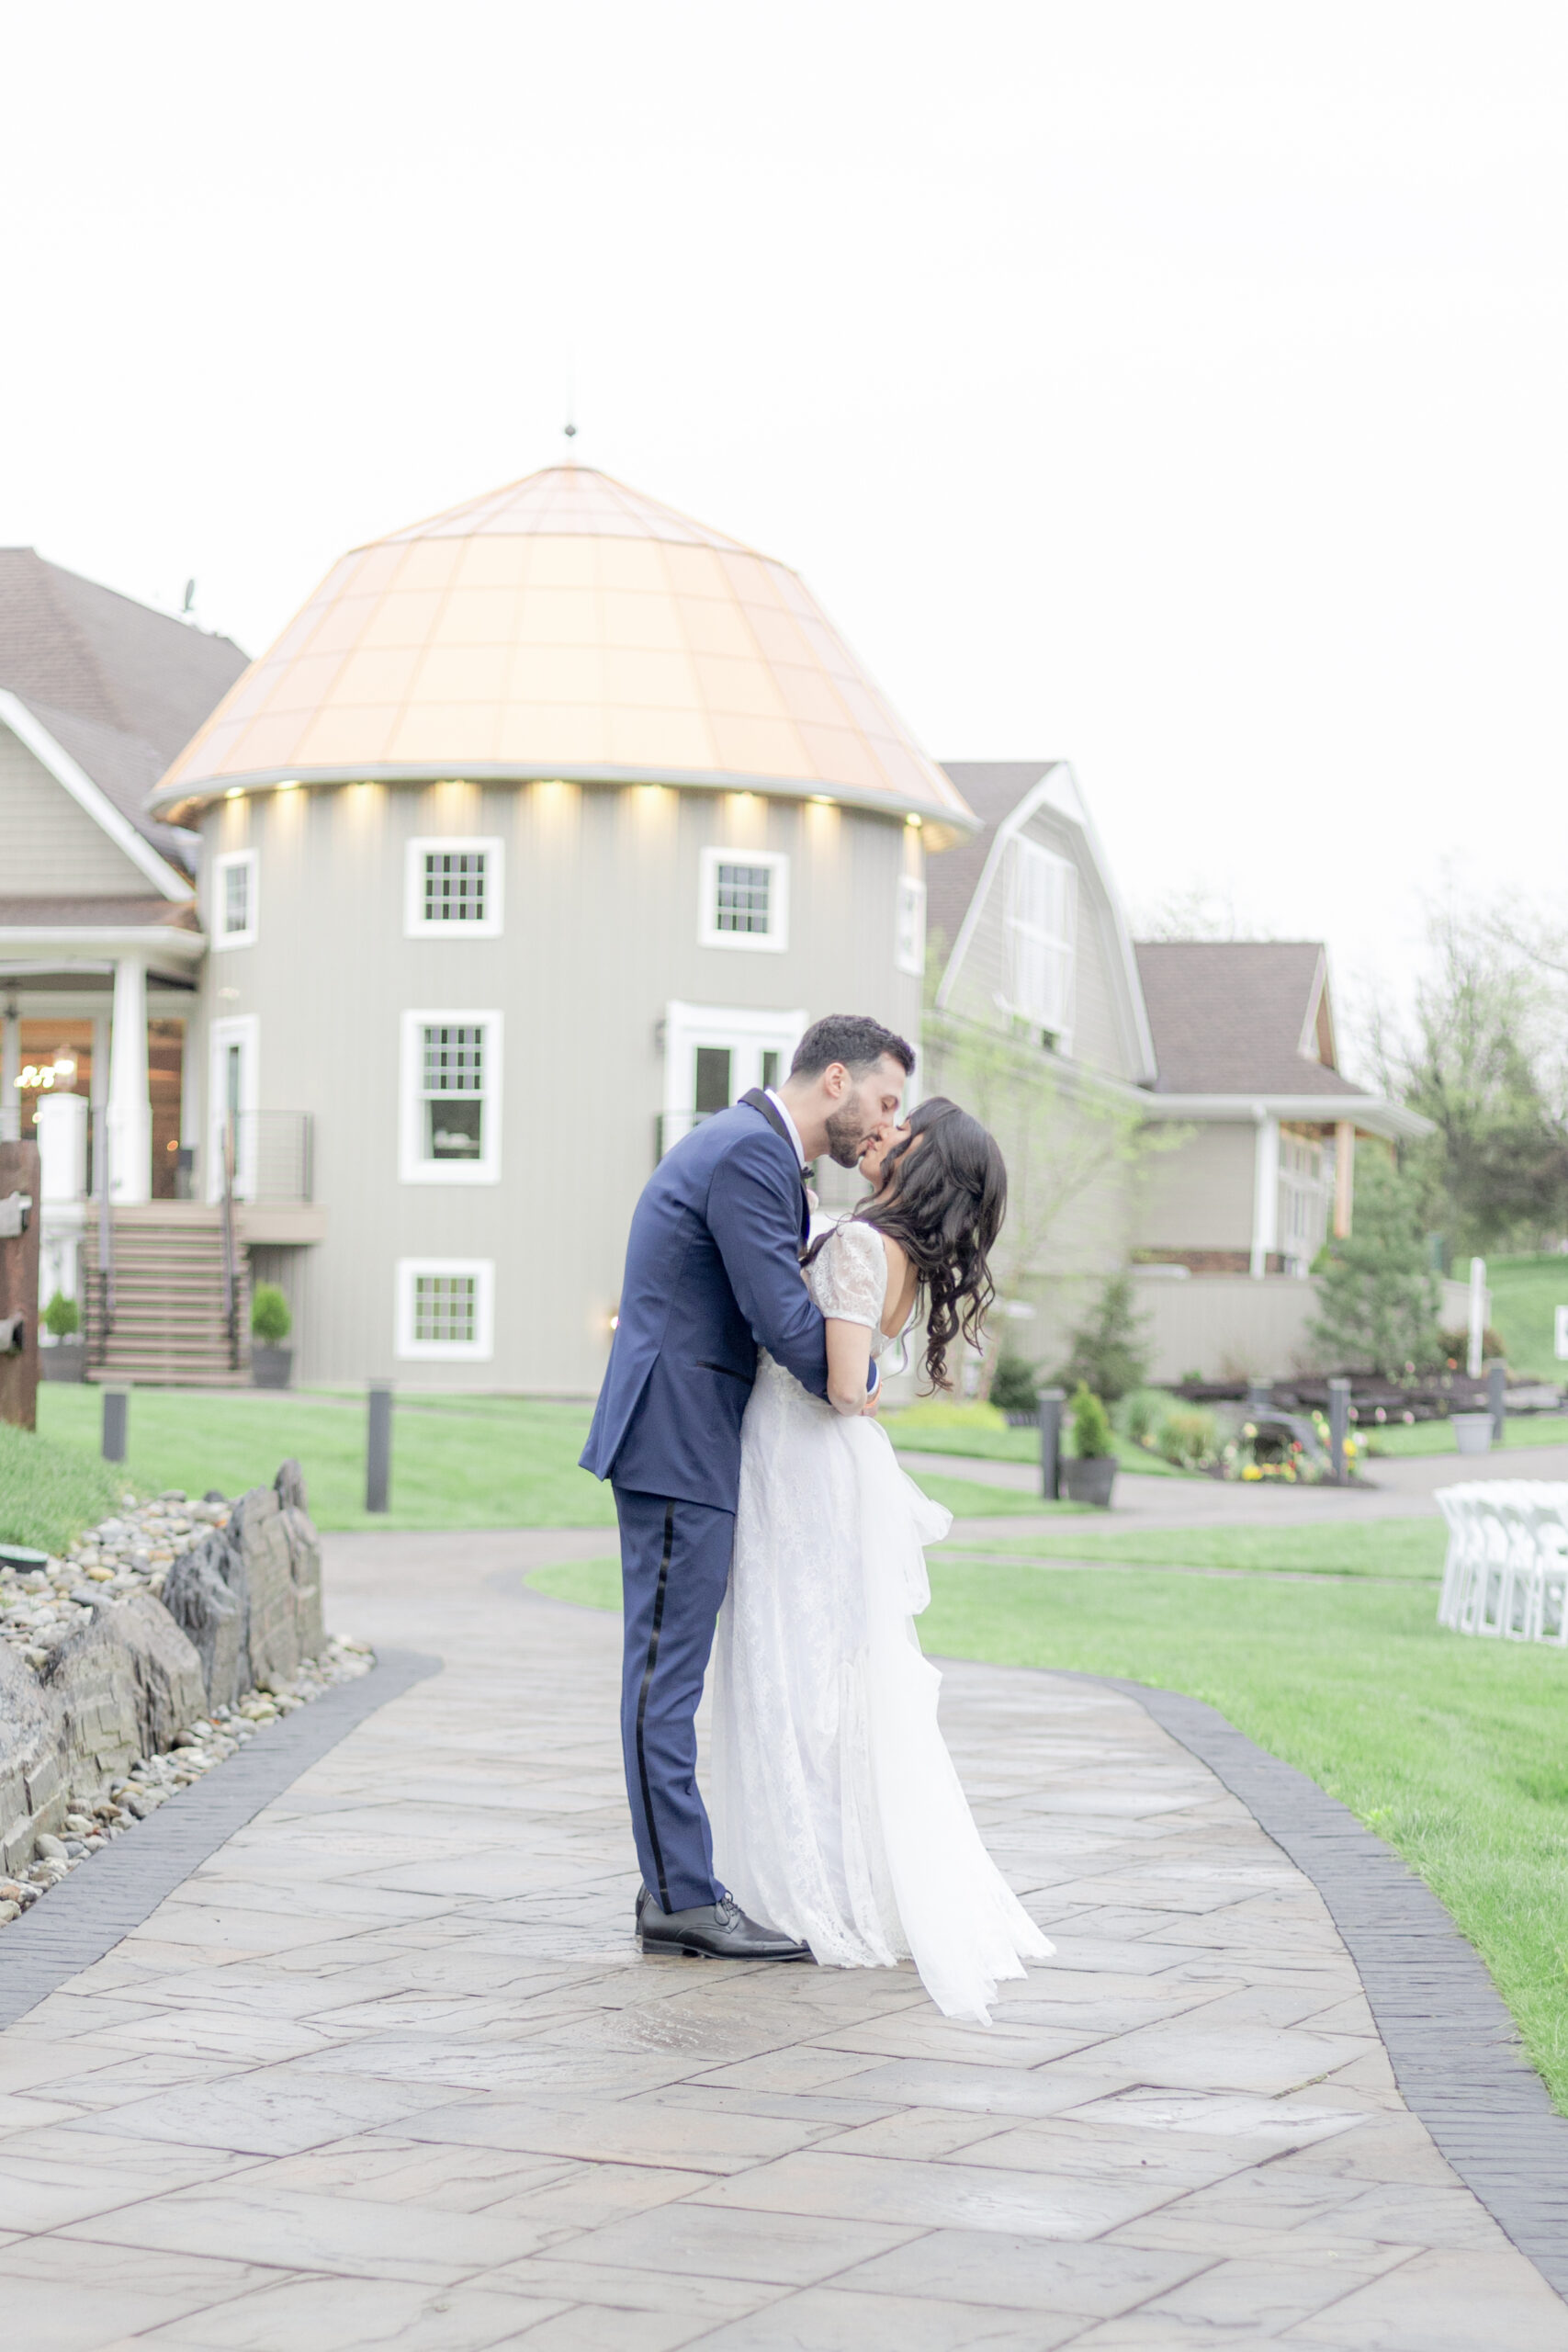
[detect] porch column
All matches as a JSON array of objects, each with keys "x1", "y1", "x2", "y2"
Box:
[
  {"x1": 1249, "y1": 1108, "x2": 1279, "y2": 1280},
  {"x1": 0, "y1": 997, "x2": 18, "y2": 1145},
  {"x1": 107, "y1": 956, "x2": 151, "y2": 1204},
  {"x1": 1333, "y1": 1119, "x2": 1355, "y2": 1239}
]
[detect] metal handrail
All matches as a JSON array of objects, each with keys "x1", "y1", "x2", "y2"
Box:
[
  {"x1": 96, "y1": 1110, "x2": 114, "y2": 1347},
  {"x1": 654, "y1": 1108, "x2": 718, "y2": 1163},
  {"x1": 219, "y1": 1109, "x2": 315, "y2": 1204},
  {"x1": 220, "y1": 1112, "x2": 239, "y2": 1369}
]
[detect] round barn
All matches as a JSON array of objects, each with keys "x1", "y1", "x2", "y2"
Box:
[{"x1": 149, "y1": 465, "x2": 974, "y2": 1390}]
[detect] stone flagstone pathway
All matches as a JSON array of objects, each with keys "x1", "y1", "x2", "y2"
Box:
[{"x1": 0, "y1": 1525, "x2": 1564, "y2": 2350}]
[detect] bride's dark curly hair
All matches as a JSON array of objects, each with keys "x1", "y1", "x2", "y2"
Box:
[{"x1": 828, "y1": 1094, "x2": 1006, "y2": 1391}]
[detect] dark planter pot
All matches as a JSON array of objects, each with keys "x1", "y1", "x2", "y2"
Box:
[
  {"x1": 1061, "y1": 1455, "x2": 1117, "y2": 1508},
  {"x1": 252, "y1": 1345, "x2": 294, "y2": 1390},
  {"x1": 40, "y1": 1339, "x2": 87, "y2": 1383}
]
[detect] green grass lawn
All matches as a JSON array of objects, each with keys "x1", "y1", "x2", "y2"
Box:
[
  {"x1": 26, "y1": 1386, "x2": 1060, "y2": 1541},
  {"x1": 37, "y1": 1386, "x2": 617, "y2": 1534},
  {"x1": 1486, "y1": 1255, "x2": 1568, "y2": 1382},
  {"x1": 887, "y1": 1397, "x2": 1186, "y2": 1479},
  {"x1": 527, "y1": 1542, "x2": 1568, "y2": 2112},
  {"x1": 956, "y1": 1517, "x2": 1446, "y2": 1579},
  {"x1": 0, "y1": 1419, "x2": 140, "y2": 1555},
  {"x1": 1365, "y1": 1412, "x2": 1568, "y2": 1458}
]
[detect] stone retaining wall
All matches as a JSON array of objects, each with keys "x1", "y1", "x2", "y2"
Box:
[{"x1": 0, "y1": 1461, "x2": 327, "y2": 1876}]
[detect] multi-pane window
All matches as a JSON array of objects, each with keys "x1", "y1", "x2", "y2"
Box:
[
  {"x1": 404, "y1": 837, "x2": 504, "y2": 936},
  {"x1": 1280, "y1": 1132, "x2": 1331, "y2": 1272},
  {"x1": 1004, "y1": 838, "x2": 1077, "y2": 1043},
  {"x1": 395, "y1": 1257, "x2": 494, "y2": 1358},
  {"x1": 698, "y1": 847, "x2": 789, "y2": 953},
  {"x1": 414, "y1": 1269, "x2": 477, "y2": 1345},
  {"x1": 423, "y1": 850, "x2": 488, "y2": 925},
  {"x1": 716, "y1": 863, "x2": 772, "y2": 933},
  {"x1": 421, "y1": 1024, "x2": 485, "y2": 1161},
  {"x1": 895, "y1": 876, "x2": 927, "y2": 977},
  {"x1": 400, "y1": 1010, "x2": 502, "y2": 1183},
  {"x1": 211, "y1": 850, "x2": 257, "y2": 950}
]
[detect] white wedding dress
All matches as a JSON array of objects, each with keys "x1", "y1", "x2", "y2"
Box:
[{"x1": 709, "y1": 1217, "x2": 1053, "y2": 2024}]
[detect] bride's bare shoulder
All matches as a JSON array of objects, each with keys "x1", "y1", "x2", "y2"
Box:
[{"x1": 877, "y1": 1228, "x2": 909, "y2": 1283}]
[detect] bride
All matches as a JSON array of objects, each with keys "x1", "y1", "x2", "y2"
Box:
[{"x1": 709, "y1": 1095, "x2": 1053, "y2": 2024}]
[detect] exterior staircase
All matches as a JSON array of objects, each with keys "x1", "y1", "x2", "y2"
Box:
[{"x1": 83, "y1": 1205, "x2": 251, "y2": 1387}]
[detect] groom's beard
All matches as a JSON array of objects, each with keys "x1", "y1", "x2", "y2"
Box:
[{"x1": 824, "y1": 1104, "x2": 874, "y2": 1169}]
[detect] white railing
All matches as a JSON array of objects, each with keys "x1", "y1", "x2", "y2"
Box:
[{"x1": 1436, "y1": 1483, "x2": 1568, "y2": 1645}]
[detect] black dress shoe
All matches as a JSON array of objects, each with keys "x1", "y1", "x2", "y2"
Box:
[{"x1": 637, "y1": 1885, "x2": 812, "y2": 1962}]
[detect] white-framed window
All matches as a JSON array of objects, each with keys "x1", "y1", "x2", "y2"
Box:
[
  {"x1": 1004, "y1": 838, "x2": 1077, "y2": 1043},
  {"x1": 698, "y1": 846, "x2": 789, "y2": 954},
  {"x1": 660, "y1": 1001, "x2": 807, "y2": 1156},
  {"x1": 211, "y1": 849, "x2": 258, "y2": 950},
  {"x1": 395, "y1": 1258, "x2": 494, "y2": 1360},
  {"x1": 399, "y1": 1010, "x2": 502, "y2": 1184},
  {"x1": 895, "y1": 875, "x2": 927, "y2": 977},
  {"x1": 404, "y1": 837, "x2": 504, "y2": 937}
]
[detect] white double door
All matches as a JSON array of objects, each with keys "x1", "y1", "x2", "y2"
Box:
[
  {"x1": 208, "y1": 1015, "x2": 258, "y2": 1202},
  {"x1": 661, "y1": 1001, "x2": 806, "y2": 1155}
]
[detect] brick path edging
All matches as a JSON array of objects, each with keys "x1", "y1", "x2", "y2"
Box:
[
  {"x1": 0, "y1": 1646, "x2": 442, "y2": 2033},
  {"x1": 1069, "y1": 1668, "x2": 1568, "y2": 2301}
]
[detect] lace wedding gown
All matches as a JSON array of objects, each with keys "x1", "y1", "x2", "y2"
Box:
[{"x1": 709, "y1": 1217, "x2": 1053, "y2": 2024}]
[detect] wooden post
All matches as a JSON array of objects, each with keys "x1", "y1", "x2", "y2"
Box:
[{"x1": 0, "y1": 1139, "x2": 41, "y2": 1432}]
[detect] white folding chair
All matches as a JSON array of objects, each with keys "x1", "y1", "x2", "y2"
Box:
[
  {"x1": 1466, "y1": 1491, "x2": 1516, "y2": 1637},
  {"x1": 1530, "y1": 1487, "x2": 1568, "y2": 1645},
  {"x1": 1436, "y1": 1485, "x2": 1477, "y2": 1629}
]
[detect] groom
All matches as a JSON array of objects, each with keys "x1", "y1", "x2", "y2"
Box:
[{"x1": 581, "y1": 1013, "x2": 914, "y2": 1959}]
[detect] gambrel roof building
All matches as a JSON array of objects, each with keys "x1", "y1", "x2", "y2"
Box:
[{"x1": 926, "y1": 762, "x2": 1432, "y2": 1378}]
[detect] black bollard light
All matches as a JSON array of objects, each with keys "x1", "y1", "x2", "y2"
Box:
[
  {"x1": 102, "y1": 1385, "x2": 129, "y2": 1464},
  {"x1": 1038, "y1": 1385, "x2": 1066, "y2": 1502},
  {"x1": 366, "y1": 1381, "x2": 392, "y2": 1512}
]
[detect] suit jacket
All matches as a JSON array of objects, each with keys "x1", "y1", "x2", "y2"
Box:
[{"x1": 580, "y1": 1099, "x2": 829, "y2": 1510}]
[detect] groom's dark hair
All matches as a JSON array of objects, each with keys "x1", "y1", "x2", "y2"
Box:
[{"x1": 789, "y1": 1014, "x2": 915, "y2": 1080}]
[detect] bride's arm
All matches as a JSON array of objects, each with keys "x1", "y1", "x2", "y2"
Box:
[{"x1": 826, "y1": 1317, "x2": 874, "y2": 1416}]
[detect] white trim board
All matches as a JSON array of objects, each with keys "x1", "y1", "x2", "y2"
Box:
[{"x1": 0, "y1": 690, "x2": 193, "y2": 902}]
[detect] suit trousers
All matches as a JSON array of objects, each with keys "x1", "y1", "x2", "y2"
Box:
[{"x1": 613, "y1": 1485, "x2": 735, "y2": 1914}]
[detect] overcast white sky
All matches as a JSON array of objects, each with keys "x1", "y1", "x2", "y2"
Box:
[{"x1": 4, "y1": 2, "x2": 1562, "y2": 1056}]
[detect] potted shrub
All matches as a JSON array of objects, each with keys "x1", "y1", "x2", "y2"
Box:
[
  {"x1": 989, "y1": 1346, "x2": 1041, "y2": 1427},
  {"x1": 1062, "y1": 1381, "x2": 1117, "y2": 1506},
  {"x1": 39, "y1": 1290, "x2": 85, "y2": 1382},
  {"x1": 250, "y1": 1284, "x2": 294, "y2": 1388}
]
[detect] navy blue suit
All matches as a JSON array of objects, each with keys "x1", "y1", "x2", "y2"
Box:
[{"x1": 581, "y1": 1099, "x2": 831, "y2": 1911}]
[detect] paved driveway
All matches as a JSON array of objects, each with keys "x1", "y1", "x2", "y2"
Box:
[{"x1": 0, "y1": 1527, "x2": 1563, "y2": 2349}]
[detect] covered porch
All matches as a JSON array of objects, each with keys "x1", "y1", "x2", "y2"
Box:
[{"x1": 0, "y1": 900, "x2": 206, "y2": 1315}]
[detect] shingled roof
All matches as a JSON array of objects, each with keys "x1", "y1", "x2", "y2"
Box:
[
  {"x1": 0, "y1": 549, "x2": 248, "y2": 872},
  {"x1": 1134, "y1": 940, "x2": 1362, "y2": 1098}
]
